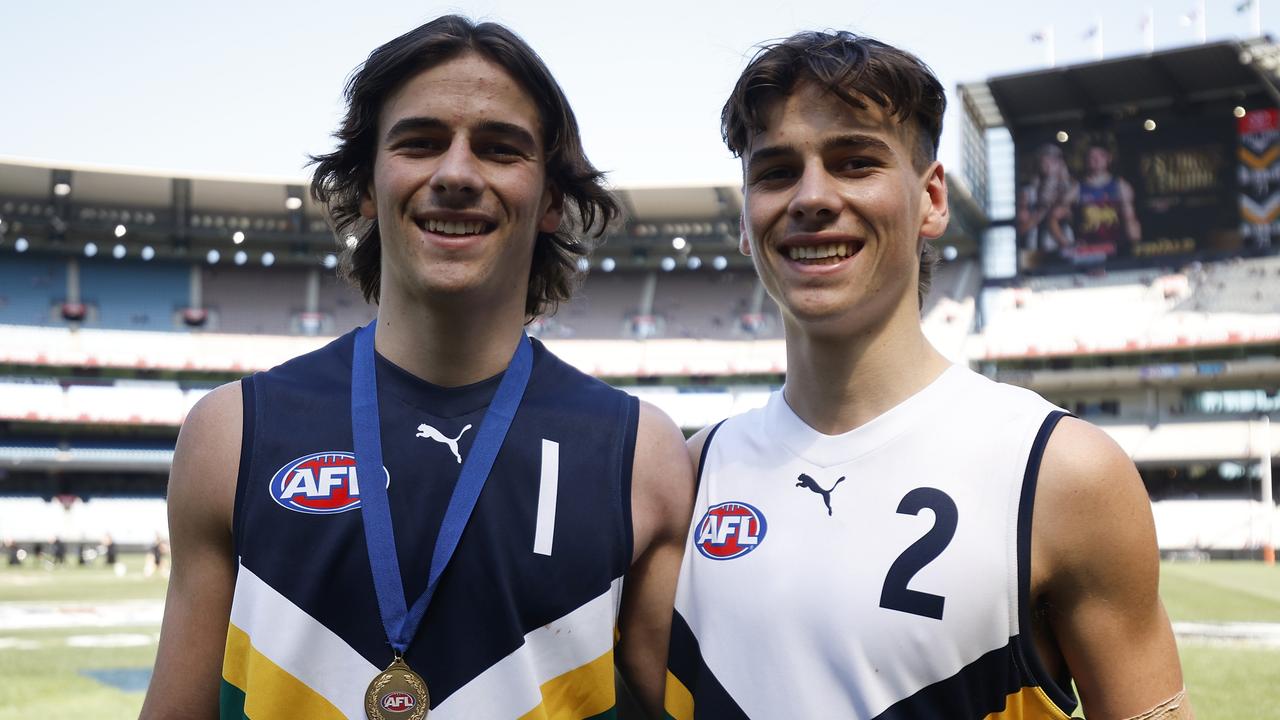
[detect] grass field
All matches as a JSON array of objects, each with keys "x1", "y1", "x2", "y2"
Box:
[{"x1": 1, "y1": 558, "x2": 1278, "y2": 719}]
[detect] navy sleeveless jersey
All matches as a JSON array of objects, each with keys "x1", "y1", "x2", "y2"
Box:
[{"x1": 221, "y1": 330, "x2": 638, "y2": 719}]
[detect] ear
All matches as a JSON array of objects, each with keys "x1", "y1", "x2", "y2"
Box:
[
  {"x1": 918, "y1": 161, "x2": 949, "y2": 241},
  {"x1": 538, "y1": 185, "x2": 564, "y2": 234},
  {"x1": 738, "y1": 213, "x2": 752, "y2": 256},
  {"x1": 359, "y1": 181, "x2": 378, "y2": 220}
]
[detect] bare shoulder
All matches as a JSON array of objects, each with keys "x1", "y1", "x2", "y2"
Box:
[
  {"x1": 1034, "y1": 416, "x2": 1154, "y2": 580},
  {"x1": 630, "y1": 400, "x2": 696, "y2": 558},
  {"x1": 170, "y1": 381, "x2": 245, "y2": 531},
  {"x1": 685, "y1": 423, "x2": 716, "y2": 471}
]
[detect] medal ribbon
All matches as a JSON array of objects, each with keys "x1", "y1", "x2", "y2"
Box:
[{"x1": 352, "y1": 320, "x2": 532, "y2": 655}]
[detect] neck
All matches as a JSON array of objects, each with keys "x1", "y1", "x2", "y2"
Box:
[
  {"x1": 373, "y1": 289, "x2": 528, "y2": 387},
  {"x1": 781, "y1": 301, "x2": 951, "y2": 435}
]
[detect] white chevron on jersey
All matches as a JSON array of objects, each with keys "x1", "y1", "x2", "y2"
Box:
[
  {"x1": 225, "y1": 564, "x2": 625, "y2": 719},
  {"x1": 226, "y1": 562, "x2": 378, "y2": 719}
]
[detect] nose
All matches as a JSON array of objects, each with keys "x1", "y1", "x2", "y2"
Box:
[
  {"x1": 430, "y1": 139, "x2": 486, "y2": 201},
  {"x1": 788, "y1": 163, "x2": 840, "y2": 226}
]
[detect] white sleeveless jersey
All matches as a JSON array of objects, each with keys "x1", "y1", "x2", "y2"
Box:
[{"x1": 665, "y1": 366, "x2": 1078, "y2": 720}]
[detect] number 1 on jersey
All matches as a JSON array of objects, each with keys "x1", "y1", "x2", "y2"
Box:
[{"x1": 879, "y1": 487, "x2": 958, "y2": 620}]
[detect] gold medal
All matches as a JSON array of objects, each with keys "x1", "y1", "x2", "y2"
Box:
[{"x1": 365, "y1": 656, "x2": 429, "y2": 720}]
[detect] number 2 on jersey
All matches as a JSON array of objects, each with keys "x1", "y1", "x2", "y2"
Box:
[{"x1": 879, "y1": 487, "x2": 958, "y2": 620}]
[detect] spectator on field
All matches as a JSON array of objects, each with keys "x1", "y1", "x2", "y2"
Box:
[
  {"x1": 4, "y1": 538, "x2": 21, "y2": 566},
  {"x1": 145, "y1": 534, "x2": 169, "y2": 578},
  {"x1": 103, "y1": 533, "x2": 124, "y2": 575}
]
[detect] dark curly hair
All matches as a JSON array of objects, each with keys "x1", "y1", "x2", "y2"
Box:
[
  {"x1": 310, "y1": 15, "x2": 619, "y2": 318},
  {"x1": 723, "y1": 31, "x2": 946, "y2": 307}
]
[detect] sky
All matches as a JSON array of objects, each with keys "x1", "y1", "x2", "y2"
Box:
[{"x1": 1, "y1": 0, "x2": 1274, "y2": 188}]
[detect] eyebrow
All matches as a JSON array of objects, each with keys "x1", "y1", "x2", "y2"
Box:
[
  {"x1": 383, "y1": 116, "x2": 539, "y2": 151},
  {"x1": 746, "y1": 133, "x2": 895, "y2": 174}
]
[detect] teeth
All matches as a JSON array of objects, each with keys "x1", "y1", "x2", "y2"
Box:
[
  {"x1": 787, "y1": 243, "x2": 852, "y2": 261},
  {"x1": 425, "y1": 219, "x2": 486, "y2": 235}
]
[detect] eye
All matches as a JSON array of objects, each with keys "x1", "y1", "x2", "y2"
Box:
[
  {"x1": 394, "y1": 138, "x2": 444, "y2": 154},
  {"x1": 481, "y1": 143, "x2": 527, "y2": 161},
  {"x1": 751, "y1": 165, "x2": 797, "y2": 186},
  {"x1": 837, "y1": 156, "x2": 877, "y2": 173}
]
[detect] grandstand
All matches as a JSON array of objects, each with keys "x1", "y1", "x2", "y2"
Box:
[{"x1": 1, "y1": 38, "x2": 1278, "y2": 562}]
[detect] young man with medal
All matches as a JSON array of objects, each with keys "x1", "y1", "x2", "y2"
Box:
[
  {"x1": 664, "y1": 31, "x2": 1193, "y2": 719},
  {"x1": 141, "y1": 16, "x2": 693, "y2": 720}
]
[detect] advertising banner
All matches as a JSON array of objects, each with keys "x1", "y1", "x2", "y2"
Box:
[
  {"x1": 1238, "y1": 108, "x2": 1280, "y2": 250},
  {"x1": 1015, "y1": 113, "x2": 1242, "y2": 273}
]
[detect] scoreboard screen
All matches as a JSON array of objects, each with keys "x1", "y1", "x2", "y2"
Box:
[{"x1": 1013, "y1": 109, "x2": 1277, "y2": 273}]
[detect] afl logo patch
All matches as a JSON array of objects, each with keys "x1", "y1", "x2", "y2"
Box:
[
  {"x1": 269, "y1": 452, "x2": 387, "y2": 515},
  {"x1": 695, "y1": 502, "x2": 767, "y2": 560}
]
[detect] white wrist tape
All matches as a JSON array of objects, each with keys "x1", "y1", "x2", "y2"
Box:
[{"x1": 1121, "y1": 689, "x2": 1193, "y2": 720}]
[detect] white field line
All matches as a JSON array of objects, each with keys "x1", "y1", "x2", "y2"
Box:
[
  {"x1": 0, "y1": 600, "x2": 163, "y2": 631},
  {"x1": 1173, "y1": 621, "x2": 1280, "y2": 647}
]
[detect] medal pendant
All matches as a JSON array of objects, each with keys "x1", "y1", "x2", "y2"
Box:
[{"x1": 365, "y1": 656, "x2": 429, "y2": 720}]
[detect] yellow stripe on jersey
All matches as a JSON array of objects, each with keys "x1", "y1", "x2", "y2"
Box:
[
  {"x1": 222, "y1": 622, "x2": 347, "y2": 720},
  {"x1": 518, "y1": 648, "x2": 615, "y2": 720},
  {"x1": 983, "y1": 685, "x2": 1073, "y2": 720},
  {"x1": 663, "y1": 669, "x2": 694, "y2": 720}
]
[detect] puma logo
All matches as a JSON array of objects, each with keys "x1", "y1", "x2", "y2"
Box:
[
  {"x1": 795, "y1": 473, "x2": 846, "y2": 516},
  {"x1": 415, "y1": 423, "x2": 472, "y2": 464}
]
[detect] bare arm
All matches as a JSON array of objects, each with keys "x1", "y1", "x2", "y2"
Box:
[
  {"x1": 615, "y1": 402, "x2": 696, "y2": 718},
  {"x1": 1032, "y1": 417, "x2": 1189, "y2": 719},
  {"x1": 1014, "y1": 187, "x2": 1043, "y2": 235},
  {"x1": 140, "y1": 382, "x2": 243, "y2": 720},
  {"x1": 1119, "y1": 179, "x2": 1142, "y2": 243}
]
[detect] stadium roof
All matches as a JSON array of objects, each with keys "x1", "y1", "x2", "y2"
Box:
[
  {"x1": 0, "y1": 156, "x2": 982, "y2": 266},
  {"x1": 960, "y1": 37, "x2": 1280, "y2": 131}
]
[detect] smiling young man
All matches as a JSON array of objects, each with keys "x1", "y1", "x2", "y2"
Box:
[
  {"x1": 141, "y1": 16, "x2": 692, "y2": 720},
  {"x1": 664, "y1": 32, "x2": 1192, "y2": 720}
]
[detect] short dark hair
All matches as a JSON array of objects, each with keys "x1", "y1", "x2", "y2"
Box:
[
  {"x1": 723, "y1": 30, "x2": 946, "y2": 308},
  {"x1": 310, "y1": 15, "x2": 619, "y2": 318}
]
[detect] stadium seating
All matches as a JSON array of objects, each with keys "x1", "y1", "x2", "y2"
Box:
[
  {"x1": 0, "y1": 378, "x2": 205, "y2": 425},
  {"x1": 0, "y1": 255, "x2": 64, "y2": 326},
  {"x1": 976, "y1": 257, "x2": 1280, "y2": 358},
  {"x1": 648, "y1": 271, "x2": 780, "y2": 340},
  {"x1": 319, "y1": 272, "x2": 377, "y2": 334},
  {"x1": 203, "y1": 265, "x2": 302, "y2": 334},
  {"x1": 1178, "y1": 256, "x2": 1280, "y2": 315},
  {"x1": 79, "y1": 259, "x2": 187, "y2": 330},
  {"x1": 0, "y1": 496, "x2": 167, "y2": 546},
  {"x1": 1151, "y1": 499, "x2": 1279, "y2": 551},
  {"x1": 556, "y1": 271, "x2": 645, "y2": 338}
]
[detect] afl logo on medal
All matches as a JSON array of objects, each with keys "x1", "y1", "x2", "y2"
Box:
[
  {"x1": 269, "y1": 452, "x2": 388, "y2": 515},
  {"x1": 695, "y1": 502, "x2": 767, "y2": 560},
  {"x1": 381, "y1": 692, "x2": 416, "y2": 713}
]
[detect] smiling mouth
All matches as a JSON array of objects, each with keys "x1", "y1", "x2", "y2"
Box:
[
  {"x1": 783, "y1": 241, "x2": 861, "y2": 265},
  {"x1": 416, "y1": 218, "x2": 496, "y2": 236}
]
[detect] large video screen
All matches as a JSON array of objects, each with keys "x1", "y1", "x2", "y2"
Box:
[{"x1": 1014, "y1": 113, "x2": 1243, "y2": 273}]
